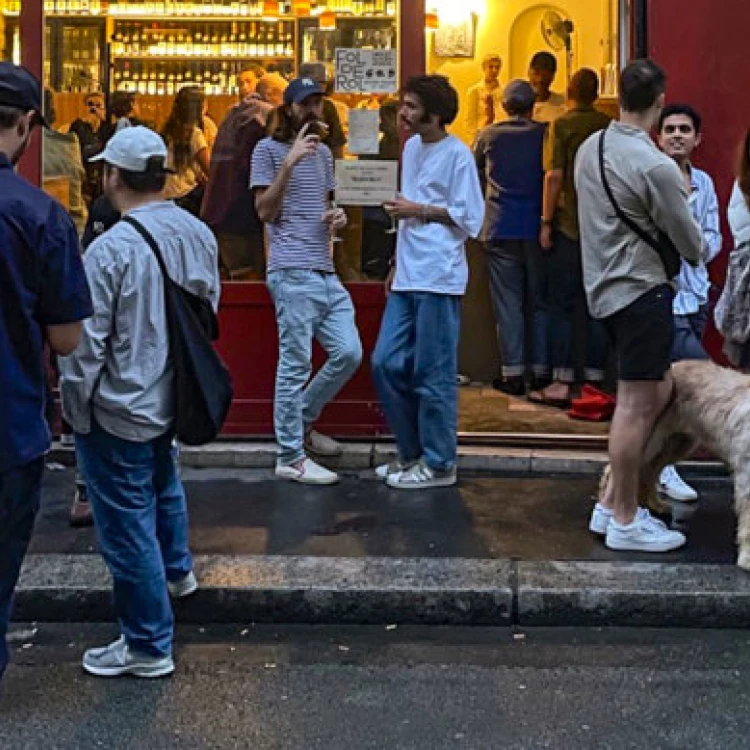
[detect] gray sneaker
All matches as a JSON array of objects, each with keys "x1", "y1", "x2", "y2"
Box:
[
  {"x1": 83, "y1": 636, "x2": 175, "y2": 678},
  {"x1": 168, "y1": 571, "x2": 198, "y2": 599}
]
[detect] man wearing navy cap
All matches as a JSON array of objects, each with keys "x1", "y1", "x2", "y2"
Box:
[
  {"x1": 0, "y1": 62, "x2": 92, "y2": 680},
  {"x1": 251, "y1": 77, "x2": 362, "y2": 485}
]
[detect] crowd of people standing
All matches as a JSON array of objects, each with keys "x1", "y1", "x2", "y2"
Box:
[{"x1": 3, "y1": 50, "x2": 750, "y2": 682}]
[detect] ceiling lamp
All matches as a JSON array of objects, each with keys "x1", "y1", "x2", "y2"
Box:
[
  {"x1": 263, "y1": 1, "x2": 281, "y2": 15},
  {"x1": 319, "y1": 9, "x2": 336, "y2": 29},
  {"x1": 425, "y1": 11, "x2": 439, "y2": 29},
  {"x1": 292, "y1": 0, "x2": 311, "y2": 15}
]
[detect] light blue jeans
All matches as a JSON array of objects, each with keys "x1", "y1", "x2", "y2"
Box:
[
  {"x1": 76, "y1": 421, "x2": 192, "y2": 658},
  {"x1": 371, "y1": 291, "x2": 461, "y2": 472},
  {"x1": 266, "y1": 270, "x2": 363, "y2": 465}
]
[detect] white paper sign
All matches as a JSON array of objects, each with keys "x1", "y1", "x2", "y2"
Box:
[
  {"x1": 347, "y1": 109, "x2": 380, "y2": 155},
  {"x1": 334, "y1": 48, "x2": 398, "y2": 94},
  {"x1": 335, "y1": 160, "x2": 398, "y2": 206}
]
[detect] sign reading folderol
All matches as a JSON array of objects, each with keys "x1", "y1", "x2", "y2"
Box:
[
  {"x1": 335, "y1": 160, "x2": 399, "y2": 207},
  {"x1": 334, "y1": 48, "x2": 398, "y2": 94}
]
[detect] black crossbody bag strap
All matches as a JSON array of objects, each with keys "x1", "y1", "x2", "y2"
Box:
[
  {"x1": 597, "y1": 129, "x2": 664, "y2": 254},
  {"x1": 121, "y1": 215, "x2": 172, "y2": 285}
]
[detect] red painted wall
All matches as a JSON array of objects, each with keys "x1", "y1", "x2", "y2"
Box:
[
  {"x1": 649, "y1": 0, "x2": 750, "y2": 360},
  {"x1": 649, "y1": 0, "x2": 749, "y2": 257}
]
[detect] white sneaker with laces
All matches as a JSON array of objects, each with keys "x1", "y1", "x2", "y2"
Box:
[
  {"x1": 658, "y1": 465, "x2": 698, "y2": 502},
  {"x1": 275, "y1": 457, "x2": 339, "y2": 485},
  {"x1": 386, "y1": 460, "x2": 457, "y2": 490},
  {"x1": 168, "y1": 571, "x2": 198, "y2": 599},
  {"x1": 304, "y1": 429, "x2": 343, "y2": 458},
  {"x1": 82, "y1": 636, "x2": 175, "y2": 678},
  {"x1": 375, "y1": 459, "x2": 415, "y2": 481},
  {"x1": 605, "y1": 508, "x2": 686, "y2": 552},
  {"x1": 589, "y1": 503, "x2": 614, "y2": 535}
]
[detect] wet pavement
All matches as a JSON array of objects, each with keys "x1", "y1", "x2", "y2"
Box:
[{"x1": 31, "y1": 467, "x2": 737, "y2": 564}]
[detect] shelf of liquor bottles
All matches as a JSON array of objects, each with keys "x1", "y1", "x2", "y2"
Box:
[
  {"x1": 2, "y1": 1, "x2": 396, "y2": 17},
  {"x1": 110, "y1": 19, "x2": 295, "y2": 57},
  {"x1": 112, "y1": 58, "x2": 294, "y2": 95}
]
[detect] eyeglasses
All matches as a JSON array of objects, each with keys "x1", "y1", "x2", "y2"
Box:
[{"x1": 86, "y1": 100, "x2": 104, "y2": 109}]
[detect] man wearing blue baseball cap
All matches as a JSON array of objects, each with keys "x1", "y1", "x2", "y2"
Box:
[
  {"x1": 251, "y1": 78, "x2": 362, "y2": 485},
  {"x1": 0, "y1": 62, "x2": 92, "y2": 680}
]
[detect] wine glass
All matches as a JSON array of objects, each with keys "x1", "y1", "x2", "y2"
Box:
[
  {"x1": 329, "y1": 198, "x2": 344, "y2": 244},
  {"x1": 385, "y1": 190, "x2": 400, "y2": 234}
]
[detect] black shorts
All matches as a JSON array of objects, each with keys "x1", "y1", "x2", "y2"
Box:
[{"x1": 602, "y1": 284, "x2": 674, "y2": 381}]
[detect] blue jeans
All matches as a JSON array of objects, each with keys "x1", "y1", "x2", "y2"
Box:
[
  {"x1": 76, "y1": 422, "x2": 192, "y2": 658},
  {"x1": 544, "y1": 232, "x2": 609, "y2": 382},
  {"x1": 486, "y1": 241, "x2": 550, "y2": 379},
  {"x1": 371, "y1": 291, "x2": 460, "y2": 471},
  {"x1": 0, "y1": 458, "x2": 43, "y2": 680},
  {"x1": 671, "y1": 305, "x2": 710, "y2": 362},
  {"x1": 267, "y1": 270, "x2": 363, "y2": 465}
]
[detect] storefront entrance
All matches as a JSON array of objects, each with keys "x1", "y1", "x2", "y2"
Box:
[{"x1": 6, "y1": 0, "x2": 745, "y2": 440}]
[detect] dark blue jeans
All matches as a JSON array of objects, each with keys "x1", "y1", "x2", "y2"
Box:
[
  {"x1": 485, "y1": 240, "x2": 550, "y2": 380},
  {"x1": 0, "y1": 458, "x2": 43, "y2": 680},
  {"x1": 371, "y1": 291, "x2": 461, "y2": 471},
  {"x1": 671, "y1": 305, "x2": 710, "y2": 362},
  {"x1": 76, "y1": 422, "x2": 192, "y2": 658}
]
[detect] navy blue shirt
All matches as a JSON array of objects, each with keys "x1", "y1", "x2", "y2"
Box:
[
  {"x1": 0, "y1": 153, "x2": 92, "y2": 474},
  {"x1": 474, "y1": 119, "x2": 547, "y2": 241}
]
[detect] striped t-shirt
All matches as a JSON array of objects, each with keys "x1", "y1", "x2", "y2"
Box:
[{"x1": 250, "y1": 137, "x2": 335, "y2": 272}]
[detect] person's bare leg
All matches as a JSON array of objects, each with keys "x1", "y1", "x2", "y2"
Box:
[{"x1": 603, "y1": 373, "x2": 674, "y2": 525}]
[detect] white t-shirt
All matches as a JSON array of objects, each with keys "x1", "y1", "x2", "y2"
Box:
[
  {"x1": 533, "y1": 91, "x2": 566, "y2": 123},
  {"x1": 164, "y1": 126, "x2": 208, "y2": 199},
  {"x1": 392, "y1": 134, "x2": 485, "y2": 296}
]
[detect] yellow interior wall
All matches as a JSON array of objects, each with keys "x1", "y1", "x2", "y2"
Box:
[{"x1": 427, "y1": 0, "x2": 619, "y2": 144}]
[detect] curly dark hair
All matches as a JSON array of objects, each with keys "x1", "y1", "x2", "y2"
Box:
[
  {"x1": 403, "y1": 75, "x2": 459, "y2": 127},
  {"x1": 161, "y1": 86, "x2": 205, "y2": 173}
]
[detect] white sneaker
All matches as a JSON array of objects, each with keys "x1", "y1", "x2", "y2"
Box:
[
  {"x1": 589, "y1": 503, "x2": 614, "y2": 535},
  {"x1": 167, "y1": 571, "x2": 198, "y2": 599},
  {"x1": 605, "y1": 508, "x2": 686, "y2": 552},
  {"x1": 386, "y1": 460, "x2": 457, "y2": 490},
  {"x1": 304, "y1": 429, "x2": 343, "y2": 458},
  {"x1": 275, "y1": 458, "x2": 339, "y2": 485},
  {"x1": 659, "y1": 465, "x2": 698, "y2": 502},
  {"x1": 374, "y1": 459, "x2": 415, "y2": 481},
  {"x1": 83, "y1": 636, "x2": 174, "y2": 678}
]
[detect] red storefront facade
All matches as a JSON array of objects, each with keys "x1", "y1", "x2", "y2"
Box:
[{"x1": 14, "y1": 0, "x2": 750, "y2": 438}]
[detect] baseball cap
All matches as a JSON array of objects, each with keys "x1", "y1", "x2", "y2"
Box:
[
  {"x1": 503, "y1": 79, "x2": 536, "y2": 112},
  {"x1": 90, "y1": 126, "x2": 174, "y2": 173},
  {"x1": 283, "y1": 77, "x2": 324, "y2": 106},
  {"x1": 0, "y1": 61, "x2": 48, "y2": 127}
]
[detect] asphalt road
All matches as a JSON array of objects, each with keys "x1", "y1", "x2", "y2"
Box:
[{"x1": 2, "y1": 624, "x2": 749, "y2": 749}]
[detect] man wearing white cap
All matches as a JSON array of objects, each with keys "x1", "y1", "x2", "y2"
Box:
[{"x1": 59, "y1": 126, "x2": 220, "y2": 678}]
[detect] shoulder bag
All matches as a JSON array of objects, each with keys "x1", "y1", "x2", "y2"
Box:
[{"x1": 122, "y1": 215, "x2": 233, "y2": 446}]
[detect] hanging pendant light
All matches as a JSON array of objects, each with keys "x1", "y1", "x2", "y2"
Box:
[
  {"x1": 425, "y1": 11, "x2": 439, "y2": 30},
  {"x1": 319, "y1": 8, "x2": 336, "y2": 29},
  {"x1": 292, "y1": 0, "x2": 311, "y2": 15}
]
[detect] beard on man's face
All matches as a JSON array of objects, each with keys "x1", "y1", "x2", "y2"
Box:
[{"x1": 10, "y1": 131, "x2": 32, "y2": 167}]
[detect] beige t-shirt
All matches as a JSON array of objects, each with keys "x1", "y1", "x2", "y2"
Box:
[
  {"x1": 533, "y1": 91, "x2": 566, "y2": 123},
  {"x1": 164, "y1": 127, "x2": 208, "y2": 199}
]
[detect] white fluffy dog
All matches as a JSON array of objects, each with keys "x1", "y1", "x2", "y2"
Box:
[{"x1": 599, "y1": 359, "x2": 750, "y2": 569}]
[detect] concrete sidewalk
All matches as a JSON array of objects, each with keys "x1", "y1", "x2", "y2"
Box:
[{"x1": 16, "y1": 464, "x2": 748, "y2": 628}]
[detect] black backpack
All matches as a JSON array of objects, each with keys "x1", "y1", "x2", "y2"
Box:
[{"x1": 122, "y1": 216, "x2": 233, "y2": 445}]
